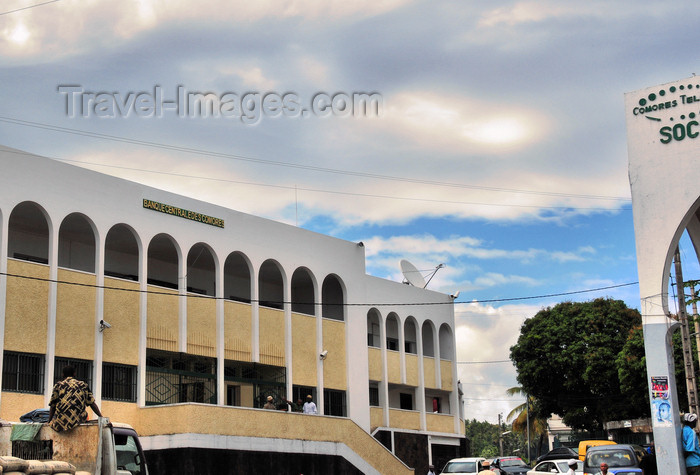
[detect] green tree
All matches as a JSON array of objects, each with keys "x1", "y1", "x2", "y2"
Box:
[
  {"x1": 510, "y1": 298, "x2": 646, "y2": 432},
  {"x1": 506, "y1": 387, "x2": 548, "y2": 459}
]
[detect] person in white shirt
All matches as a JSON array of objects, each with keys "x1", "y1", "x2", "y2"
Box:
[
  {"x1": 302, "y1": 395, "x2": 317, "y2": 414},
  {"x1": 427, "y1": 464, "x2": 436, "y2": 475},
  {"x1": 566, "y1": 458, "x2": 578, "y2": 475}
]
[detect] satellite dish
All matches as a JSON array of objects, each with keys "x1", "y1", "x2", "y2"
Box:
[{"x1": 400, "y1": 259, "x2": 427, "y2": 288}]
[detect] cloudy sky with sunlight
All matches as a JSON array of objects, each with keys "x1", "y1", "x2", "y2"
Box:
[{"x1": 2, "y1": 0, "x2": 699, "y2": 423}]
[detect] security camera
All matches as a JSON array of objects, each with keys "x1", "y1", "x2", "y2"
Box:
[
  {"x1": 320, "y1": 350, "x2": 328, "y2": 360},
  {"x1": 450, "y1": 291, "x2": 460, "y2": 300},
  {"x1": 99, "y1": 320, "x2": 111, "y2": 332}
]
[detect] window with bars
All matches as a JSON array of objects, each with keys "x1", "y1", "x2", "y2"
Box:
[
  {"x1": 323, "y1": 389, "x2": 346, "y2": 417},
  {"x1": 369, "y1": 385, "x2": 379, "y2": 407},
  {"x1": 2, "y1": 351, "x2": 44, "y2": 394},
  {"x1": 145, "y1": 349, "x2": 217, "y2": 406},
  {"x1": 102, "y1": 363, "x2": 137, "y2": 402},
  {"x1": 54, "y1": 357, "x2": 93, "y2": 388}
]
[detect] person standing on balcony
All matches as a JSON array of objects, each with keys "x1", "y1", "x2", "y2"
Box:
[
  {"x1": 303, "y1": 395, "x2": 317, "y2": 414},
  {"x1": 264, "y1": 395, "x2": 276, "y2": 409}
]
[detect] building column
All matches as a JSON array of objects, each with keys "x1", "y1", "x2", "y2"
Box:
[
  {"x1": 316, "y1": 300, "x2": 324, "y2": 414},
  {"x1": 44, "y1": 222, "x2": 59, "y2": 407},
  {"x1": 417, "y1": 320, "x2": 426, "y2": 431},
  {"x1": 216, "y1": 261, "x2": 225, "y2": 405},
  {"x1": 93, "y1": 232, "x2": 105, "y2": 404},
  {"x1": 138, "y1": 240, "x2": 148, "y2": 406},
  {"x1": 0, "y1": 211, "x2": 9, "y2": 410}
]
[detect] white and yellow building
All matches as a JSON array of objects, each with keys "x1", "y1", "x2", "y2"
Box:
[{"x1": 0, "y1": 145, "x2": 464, "y2": 474}]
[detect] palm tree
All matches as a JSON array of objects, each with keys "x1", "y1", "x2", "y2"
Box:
[{"x1": 506, "y1": 386, "x2": 548, "y2": 460}]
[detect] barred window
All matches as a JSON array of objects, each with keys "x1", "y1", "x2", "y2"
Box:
[
  {"x1": 323, "y1": 389, "x2": 346, "y2": 417},
  {"x1": 2, "y1": 351, "x2": 44, "y2": 394},
  {"x1": 369, "y1": 385, "x2": 379, "y2": 407},
  {"x1": 103, "y1": 363, "x2": 137, "y2": 402},
  {"x1": 54, "y1": 357, "x2": 93, "y2": 388}
]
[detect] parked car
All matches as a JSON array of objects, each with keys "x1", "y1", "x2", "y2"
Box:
[
  {"x1": 583, "y1": 444, "x2": 645, "y2": 475},
  {"x1": 577, "y1": 439, "x2": 616, "y2": 461},
  {"x1": 536, "y1": 447, "x2": 579, "y2": 463},
  {"x1": 528, "y1": 458, "x2": 582, "y2": 475},
  {"x1": 440, "y1": 457, "x2": 486, "y2": 474},
  {"x1": 492, "y1": 456, "x2": 530, "y2": 475}
]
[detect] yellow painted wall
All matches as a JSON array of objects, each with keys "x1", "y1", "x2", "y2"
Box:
[
  {"x1": 405, "y1": 354, "x2": 418, "y2": 387},
  {"x1": 0, "y1": 392, "x2": 45, "y2": 422},
  {"x1": 224, "y1": 300, "x2": 252, "y2": 362},
  {"x1": 292, "y1": 313, "x2": 316, "y2": 387},
  {"x1": 367, "y1": 347, "x2": 382, "y2": 381},
  {"x1": 427, "y1": 413, "x2": 455, "y2": 434},
  {"x1": 386, "y1": 351, "x2": 400, "y2": 384},
  {"x1": 146, "y1": 286, "x2": 178, "y2": 352},
  {"x1": 389, "y1": 408, "x2": 421, "y2": 431},
  {"x1": 187, "y1": 295, "x2": 216, "y2": 357},
  {"x1": 370, "y1": 406, "x2": 384, "y2": 431},
  {"x1": 440, "y1": 360, "x2": 453, "y2": 391},
  {"x1": 423, "y1": 357, "x2": 436, "y2": 389},
  {"x1": 56, "y1": 269, "x2": 95, "y2": 359},
  {"x1": 259, "y1": 307, "x2": 285, "y2": 366},
  {"x1": 322, "y1": 319, "x2": 346, "y2": 390},
  {"x1": 133, "y1": 404, "x2": 413, "y2": 475},
  {"x1": 4, "y1": 260, "x2": 48, "y2": 354},
  {"x1": 103, "y1": 278, "x2": 139, "y2": 365}
]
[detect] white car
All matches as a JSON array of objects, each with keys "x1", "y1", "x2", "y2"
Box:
[
  {"x1": 441, "y1": 457, "x2": 487, "y2": 474},
  {"x1": 527, "y1": 458, "x2": 582, "y2": 475}
]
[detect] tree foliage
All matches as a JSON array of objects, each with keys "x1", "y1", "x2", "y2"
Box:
[
  {"x1": 465, "y1": 419, "x2": 527, "y2": 459},
  {"x1": 510, "y1": 298, "x2": 647, "y2": 432}
]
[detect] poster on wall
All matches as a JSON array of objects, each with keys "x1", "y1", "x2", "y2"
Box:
[{"x1": 651, "y1": 376, "x2": 672, "y2": 426}]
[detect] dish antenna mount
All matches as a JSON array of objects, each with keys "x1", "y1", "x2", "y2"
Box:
[{"x1": 400, "y1": 259, "x2": 445, "y2": 289}]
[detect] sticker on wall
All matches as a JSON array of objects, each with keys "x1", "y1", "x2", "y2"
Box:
[{"x1": 651, "y1": 376, "x2": 672, "y2": 426}]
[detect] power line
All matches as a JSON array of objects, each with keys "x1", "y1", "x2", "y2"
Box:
[
  {"x1": 0, "y1": 271, "x2": 639, "y2": 307},
  {"x1": 0, "y1": 116, "x2": 631, "y2": 202},
  {"x1": 0, "y1": 0, "x2": 62, "y2": 16},
  {"x1": 469, "y1": 281, "x2": 638, "y2": 303},
  {"x1": 53, "y1": 156, "x2": 631, "y2": 212}
]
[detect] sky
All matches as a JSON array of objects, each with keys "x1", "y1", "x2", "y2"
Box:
[{"x1": 1, "y1": 0, "x2": 699, "y2": 424}]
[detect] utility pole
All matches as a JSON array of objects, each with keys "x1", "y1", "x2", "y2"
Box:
[
  {"x1": 526, "y1": 396, "x2": 530, "y2": 462},
  {"x1": 498, "y1": 413, "x2": 504, "y2": 456},
  {"x1": 690, "y1": 283, "x2": 700, "y2": 371},
  {"x1": 674, "y1": 248, "x2": 699, "y2": 416}
]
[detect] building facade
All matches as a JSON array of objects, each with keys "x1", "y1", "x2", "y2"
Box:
[
  {"x1": 0, "y1": 145, "x2": 464, "y2": 474},
  {"x1": 626, "y1": 76, "x2": 700, "y2": 473}
]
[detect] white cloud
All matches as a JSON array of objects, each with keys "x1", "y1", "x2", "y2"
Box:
[{"x1": 380, "y1": 92, "x2": 549, "y2": 154}]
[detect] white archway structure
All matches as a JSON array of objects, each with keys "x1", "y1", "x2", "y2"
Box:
[{"x1": 626, "y1": 76, "x2": 700, "y2": 474}]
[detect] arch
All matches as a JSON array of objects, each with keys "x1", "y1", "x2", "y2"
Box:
[
  {"x1": 224, "y1": 251, "x2": 252, "y2": 303},
  {"x1": 104, "y1": 223, "x2": 140, "y2": 281},
  {"x1": 421, "y1": 320, "x2": 436, "y2": 357},
  {"x1": 8, "y1": 201, "x2": 50, "y2": 264},
  {"x1": 404, "y1": 317, "x2": 418, "y2": 354},
  {"x1": 439, "y1": 323, "x2": 454, "y2": 359},
  {"x1": 321, "y1": 274, "x2": 345, "y2": 321},
  {"x1": 187, "y1": 242, "x2": 217, "y2": 296},
  {"x1": 147, "y1": 233, "x2": 180, "y2": 290},
  {"x1": 664, "y1": 195, "x2": 700, "y2": 315},
  {"x1": 291, "y1": 267, "x2": 316, "y2": 315},
  {"x1": 58, "y1": 212, "x2": 97, "y2": 273},
  {"x1": 367, "y1": 308, "x2": 382, "y2": 347},
  {"x1": 386, "y1": 313, "x2": 400, "y2": 351},
  {"x1": 259, "y1": 259, "x2": 284, "y2": 310}
]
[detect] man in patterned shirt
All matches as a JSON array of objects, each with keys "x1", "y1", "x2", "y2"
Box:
[{"x1": 48, "y1": 366, "x2": 102, "y2": 432}]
